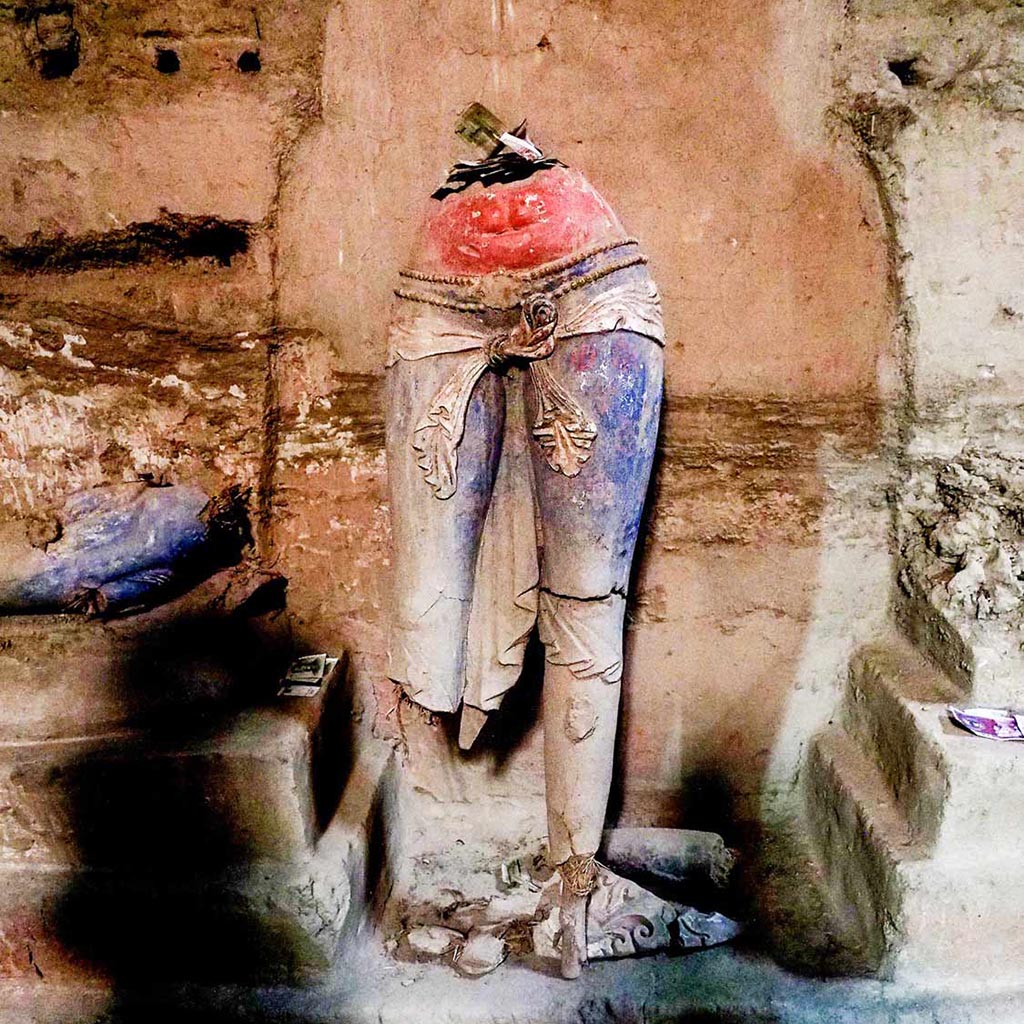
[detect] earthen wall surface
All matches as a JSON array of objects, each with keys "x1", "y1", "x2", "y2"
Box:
[{"x1": 0, "y1": 0, "x2": 895, "y2": 834}]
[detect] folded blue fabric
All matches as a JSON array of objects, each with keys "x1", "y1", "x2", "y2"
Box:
[{"x1": 0, "y1": 482, "x2": 247, "y2": 615}]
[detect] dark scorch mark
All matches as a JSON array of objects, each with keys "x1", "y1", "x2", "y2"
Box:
[{"x1": 0, "y1": 212, "x2": 252, "y2": 274}]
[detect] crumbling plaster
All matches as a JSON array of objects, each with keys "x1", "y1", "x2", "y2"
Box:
[{"x1": 836, "y1": 0, "x2": 1024, "y2": 706}]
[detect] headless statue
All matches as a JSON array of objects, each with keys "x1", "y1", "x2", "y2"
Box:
[{"x1": 386, "y1": 108, "x2": 664, "y2": 977}]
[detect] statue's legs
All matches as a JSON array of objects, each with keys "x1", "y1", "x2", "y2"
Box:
[
  {"x1": 385, "y1": 352, "x2": 505, "y2": 713},
  {"x1": 526, "y1": 329, "x2": 663, "y2": 977}
]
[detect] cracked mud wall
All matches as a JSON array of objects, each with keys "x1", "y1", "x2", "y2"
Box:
[
  {"x1": 835, "y1": 1, "x2": 1024, "y2": 707},
  {"x1": 0, "y1": 0, "x2": 327, "y2": 523},
  {"x1": 1, "y1": 0, "x2": 896, "y2": 850}
]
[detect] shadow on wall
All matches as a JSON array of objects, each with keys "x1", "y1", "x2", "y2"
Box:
[
  {"x1": 609, "y1": 392, "x2": 887, "y2": 823},
  {"x1": 34, "y1": 581, "x2": 369, "y2": 1002}
]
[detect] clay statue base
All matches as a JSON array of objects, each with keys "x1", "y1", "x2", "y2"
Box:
[{"x1": 395, "y1": 831, "x2": 741, "y2": 979}]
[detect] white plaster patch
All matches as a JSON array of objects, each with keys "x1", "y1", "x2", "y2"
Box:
[
  {"x1": 59, "y1": 333, "x2": 95, "y2": 369},
  {"x1": 565, "y1": 695, "x2": 597, "y2": 743},
  {"x1": 151, "y1": 374, "x2": 193, "y2": 396},
  {"x1": 0, "y1": 321, "x2": 52, "y2": 360},
  {"x1": 0, "y1": 380, "x2": 99, "y2": 513}
]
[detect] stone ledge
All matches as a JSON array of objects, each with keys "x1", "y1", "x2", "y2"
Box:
[
  {"x1": 0, "y1": 649, "x2": 350, "y2": 870},
  {"x1": 850, "y1": 637, "x2": 1024, "y2": 857},
  {"x1": 0, "y1": 740, "x2": 395, "y2": 985},
  {"x1": 845, "y1": 638, "x2": 957, "y2": 845},
  {"x1": 0, "y1": 571, "x2": 293, "y2": 743}
]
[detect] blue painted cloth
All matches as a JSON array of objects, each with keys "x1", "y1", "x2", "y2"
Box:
[
  {"x1": 386, "y1": 245, "x2": 664, "y2": 716},
  {"x1": 0, "y1": 483, "x2": 245, "y2": 615}
]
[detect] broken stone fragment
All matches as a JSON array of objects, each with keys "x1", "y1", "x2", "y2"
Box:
[
  {"x1": 455, "y1": 928, "x2": 507, "y2": 976},
  {"x1": 600, "y1": 827, "x2": 736, "y2": 890},
  {"x1": 0, "y1": 482, "x2": 250, "y2": 617},
  {"x1": 585, "y1": 864, "x2": 742, "y2": 961},
  {"x1": 446, "y1": 887, "x2": 542, "y2": 934},
  {"x1": 405, "y1": 925, "x2": 465, "y2": 959},
  {"x1": 676, "y1": 907, "x2": 744, "y2": 950},
  {"x1": 531, "y1": 905, "x2": 560, "y2": 961}
]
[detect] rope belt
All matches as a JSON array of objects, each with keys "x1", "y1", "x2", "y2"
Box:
[{"x1": 394, "y1": 238, "x2": 647, "y2": 314}]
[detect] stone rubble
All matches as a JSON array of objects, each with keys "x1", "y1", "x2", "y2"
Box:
[
  {"x1": 405, "y1": 925, "x2": 465, "y2": 960},
  {"x1": 453, "y1": 929, "x2": 508, "y2": 977}
]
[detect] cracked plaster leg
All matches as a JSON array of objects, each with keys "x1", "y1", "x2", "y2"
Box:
[
  {"x1": 384, "y1": 351, "x2": 505, "y2": 712},
  {"x1": 543, "y1": 659, "x2": 622, "y2": 865},
  {"x1": 540, "y1": 591, "x2": 625, "y2": 978}
]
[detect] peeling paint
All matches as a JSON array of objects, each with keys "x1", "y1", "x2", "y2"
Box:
[{"x1": 564, "y1": 695, "x2": 597, "y2": 743}]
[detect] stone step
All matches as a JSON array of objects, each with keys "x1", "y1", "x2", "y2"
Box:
[
  {"x1": 844, "y1": 638, "x2": 958, "y2": 845},
  {"x1": 806, "y1": 726, "x2": 1024, "y2": 986},
  {"x1": 846, "y1": 638, "x2": 1024, "y2": 859},
  {"x1": 0, "y1": 653, "x2": 349, "y2": 870},
  {"x1": 893, "y1": 852, "x2": 1024, "y2": 988},
  {"x1": 805, "y1": 729, "x2": 925, "y2": 971}
]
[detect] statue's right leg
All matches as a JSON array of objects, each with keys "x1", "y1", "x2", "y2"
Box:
[
  {"x1": 385, "y1": 354, "x2": 505, "y2": 713},
  {"x1": 526, "y1": 328, "x2": 663, "y2": 977}
]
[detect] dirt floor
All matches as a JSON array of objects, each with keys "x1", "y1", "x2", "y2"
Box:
[{"x1": 4, "y1": 939, "x2": 1022, "y2": 1024}]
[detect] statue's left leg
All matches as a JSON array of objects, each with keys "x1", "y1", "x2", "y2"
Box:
[{"x1": 526, "y1": 328, "x2": 663, "y2": 977}]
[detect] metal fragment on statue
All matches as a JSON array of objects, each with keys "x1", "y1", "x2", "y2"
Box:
[{"x1": 454, "y1": 102, "x2": 514, "y2": 155}]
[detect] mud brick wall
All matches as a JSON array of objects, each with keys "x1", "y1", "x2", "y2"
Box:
[{"x1": 0, "y1": 0, "x2": 900, "y2": 837}]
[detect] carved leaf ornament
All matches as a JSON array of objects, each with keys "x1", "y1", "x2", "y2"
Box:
[{"x1": 412, "y1": 294, "x2": 597, "y2": 498}]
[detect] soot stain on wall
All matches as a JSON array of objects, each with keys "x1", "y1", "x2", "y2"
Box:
[{"x1": 0, "y1": 212, "x2": 253, "y2": 273}]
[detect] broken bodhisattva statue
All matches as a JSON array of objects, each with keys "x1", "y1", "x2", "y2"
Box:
[{"x1": 386, "y1": 105, "x2": 738, "y2": 978}]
